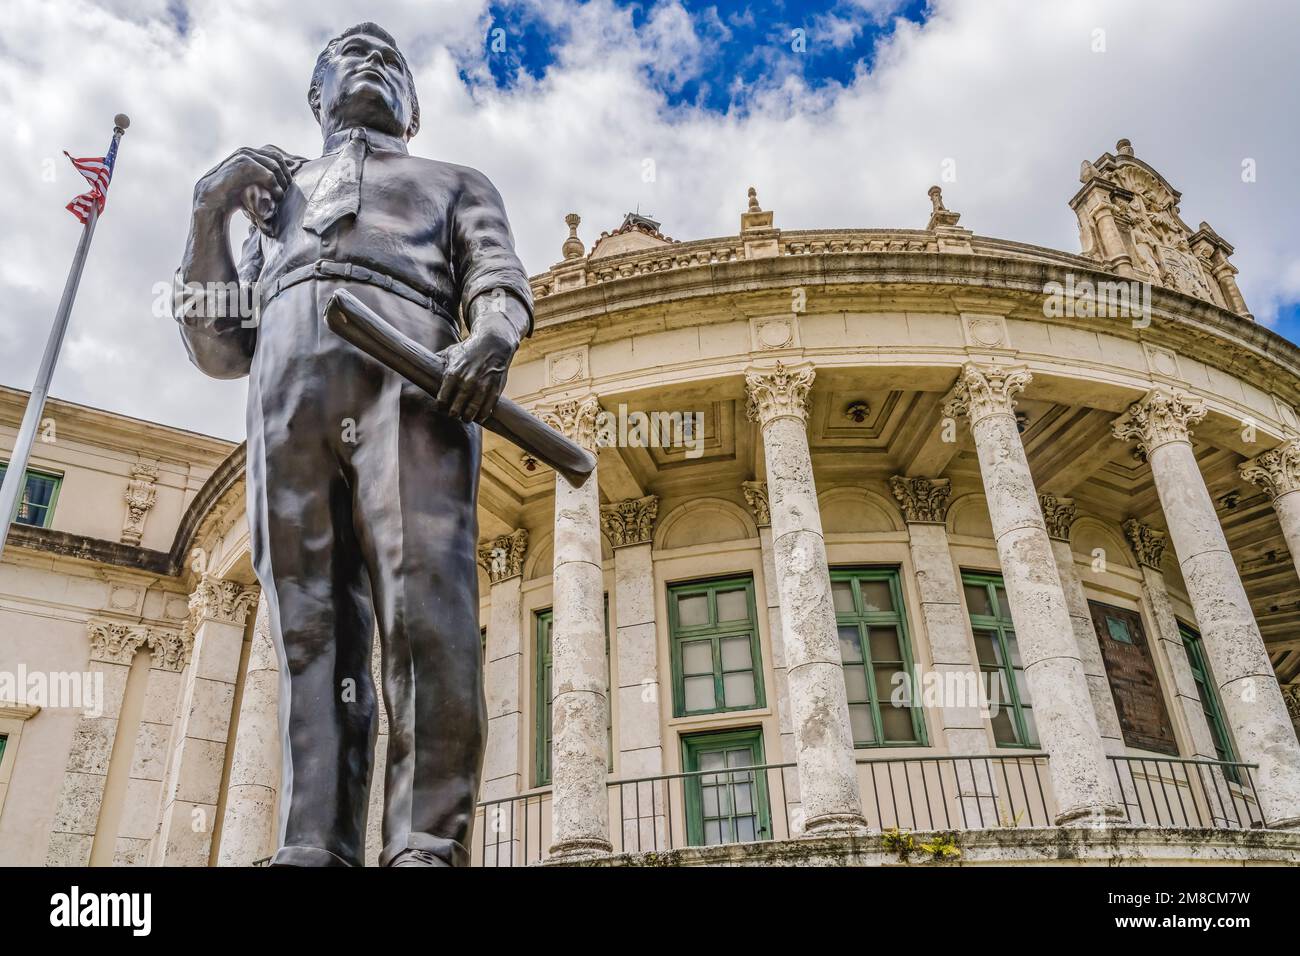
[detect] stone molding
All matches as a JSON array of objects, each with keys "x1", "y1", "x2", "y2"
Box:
[
  {"x1": 1038, "y1": 494, "x2": 1078, "y2": 541},
  {"x1": 599, "y1": 496, "x2": 659, "y2": 549},
  {"x1": 120, "y1": 460, "x2": 159, "y2": 546},
  {"x1": 185, "y1": 573, "x2": 259, "y2": 634},
  {"x1": 741, "y1": 480, "x2": 771, "y2": 527},
  {"x1": 539, "y1": 395, "x2": 602, "y2": 452},
  {"x1": 477, "y1": 529, "x2": 529, "y2": 584},
  {"x1": 889, "y1": 476, "x2": 952, "y2": 524},
  {"x1": 1122, "y1": 518, "x2": 1168, "y2": 571},
  {"x1": 1240, "y1": 440, "x2": 1300, "y2": 500},
  {"x1": 744, "y1": 362, "x2": 815, "y2": 427},
  {"x1": 942, "y1": 363, "x2": 1031, "y2": 425},
  {"x1": 86, "y1": 619, "x2": 191, "y2": 671},
  {"x1": 1111, "y1": 388, "x2": 1208, "y2": 456}
]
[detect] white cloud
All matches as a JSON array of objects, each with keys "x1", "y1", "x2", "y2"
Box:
[{"x1": 2, "y1": 0, "x2": 1297, "y2": 442}]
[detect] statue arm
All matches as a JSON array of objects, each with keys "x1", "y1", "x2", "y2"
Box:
[
  {"x1": 450, "y1": 168, "x2": 534, "y2": 344},
  {"x1": 175, "y1": 211, "x2": 260, "y2": 379}
]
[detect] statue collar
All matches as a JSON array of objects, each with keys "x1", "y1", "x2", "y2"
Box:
[{"x1": 322, "y1": 127, "x2": 409, "y2": 156}]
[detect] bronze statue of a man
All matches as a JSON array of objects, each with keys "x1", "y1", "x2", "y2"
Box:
[{"x1": 175, "y1": 22, "x2": 533, "y2": 866}]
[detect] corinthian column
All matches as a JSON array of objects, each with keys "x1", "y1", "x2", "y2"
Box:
[
  {"x1": 1240, "y1": 439, "x2": 1300, "y2": 581},
  {"x1": 746, "y1": 362, "x2": 867, "y2": 835},
  {"x1": 1113, "y1": 390, "x2": 1300, "y2": 827},
  {"x1": 151, "y1": 573, "x2": 258, "y2": 865},
  {"x1": 539, "y1": 396, "x2": 611, "y2": 859},
  {"x1": 943, "y1": 363, "x2": 1122, "y2": 825}
]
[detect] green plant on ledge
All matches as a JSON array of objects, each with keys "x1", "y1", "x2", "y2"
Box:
[{"x1": 882, "y1": 828, "x2": 961, "y2": 863}]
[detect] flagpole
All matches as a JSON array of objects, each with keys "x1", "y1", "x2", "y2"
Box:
[{"x1": 0, "y1": 114, "x2": 129, "y2": 561}]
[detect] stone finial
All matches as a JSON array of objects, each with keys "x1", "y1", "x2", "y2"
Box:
[
  {"x1": 1038, "y1": 494, "x2": 1078, "y2": 541},
  {"x1": 889, "y1": 476, "x2": 952, "y2": 524},
  {"x1": 1115, "y1": 138, "x2": 1134, "y2": 157},
  {"x1": 941, "y1": 363, "x2": 1032, "y2": 425},
  {"x1": 1111, "y1": 388, "x2": 1207, "y2": 457},
  {"x1": 1240, "y1": 440, "x2": 1300, "y2": 501},
  {"x1": 120, "y1": 460, "x2": 159, "y2": 546},
  {"x1": 741, "y1": 480, "x2": 770, "y2": 527},
  {"x1": 562, "y1": 213, "x2": 584, "y2": 260},
  {"x1": 539, "y1": 395, "x2": 603, "y2": 452},
  {"x1": 1123, "y1": 518, "x2": 1168, "y2": 570},
  {"x1": 745, "y1": 362, "x2": 816, "y2": 427},
  {"x1": 926, "y1": 185, "x2": 961, "y2": 230},
  {"x1": 747, "y1": 186, "x2": 761, "y2": 213},
  {"x1": 477, "y1": 529, "x2": 529, "y2": 584},
  {"x1": 185, "y1": 573, "x2": 259, "y2": 635},
  {"x1": 740, "y1": 185, "x2": 775, "y2": 239},
  {"x1": 599, "y1": 495, "x2": 659, "y2": 548}
]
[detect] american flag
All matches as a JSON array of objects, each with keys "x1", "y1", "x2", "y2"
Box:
[{"x1": 64, "y1": 133, "x2": 120, "y2": 225}]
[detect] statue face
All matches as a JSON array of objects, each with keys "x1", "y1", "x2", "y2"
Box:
[{"x1": 317, "y1": 31, "x2": 415, "y2": 139}]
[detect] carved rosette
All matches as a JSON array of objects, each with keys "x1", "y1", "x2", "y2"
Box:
[
  {"x1": 86, "y1": 620, "x2": 191, "y2": 671},
  {"x1": 1240, "y1": 441, "x2": 1300, "y2": 501},
  {"x1": 889, "y1": 476, "x2": 952, "y2": 524},
  {"x1": 1111, "y1": 389, "x2": 1207, "y2": 456},
  {"x1": 120, "y1": 460, "x2": 159, "y2": 546},
  {"x1": 538, "y1": 395, "x2": 602, "y2": 453},
  {"x1": 477, "y1": 529, "x2": 529, "y2": 584},
  {"x1": 186, "y1": 573, "x2": 259, "y2": 634},
  {"x1": 599, "y1": 495, "x2": 659, "y2": 549},
  {"x1": 1038, "y1": 494, "x2": 1078, "y2": 541},
  {"x1": 741, "y1": 480, "x2": 771, "y2": 527},
  {"x1": 1123, "y1": 518, "x2": 1168, "y2": 571},
  {"x1": 744, "y1": 362, "x2": 816, "y2": 427},
  {"x1": 941, "y1": 363, "x2": 1032, "y2": 425}
]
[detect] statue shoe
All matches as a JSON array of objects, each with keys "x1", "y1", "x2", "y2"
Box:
[{"x1": 387, "y1": 848, "x2": 450, "y2": 867}]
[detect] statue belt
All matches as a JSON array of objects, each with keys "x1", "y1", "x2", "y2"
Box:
[{"x1": 264, "y1": 259, "x2": 448, "y2": 317}]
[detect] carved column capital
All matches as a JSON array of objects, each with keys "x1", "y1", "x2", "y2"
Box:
[
  {"x1": 744, "y1": 362, "x2": 816, "y2": 427},
  {"x1": 1240, "y1": 440, "x2": 1300, "y2": 500},
  {"x1": 86, "y1": 620, "x2": 151, "y2": 666},
  {"x1": 941, "y1": 363, "x2": 1031, "y2": 425},
  {"x1": 741, "y1": 480, "x2": 770, "y2": 527},
  {"x1": 121, "y1": 460, "x2": 159, "y2": 546},
  {"x1": 1122, "y1": 518, "x2": 1168, "y2": 571},
  {"x1": 538, "y1": 395, "x2": 602, "y2": 452},
  {"x1": 889, "y1": 476, "x2": 952, "y2": 524},
  {"x1": 1111, "y1": 388, "x2": 1207, "y2": 456},
  {"x1": 186, "y1": 573, "x2": 259, "y2": 634},
  {"x1": 1283, "y1": 683, "x2": 1300, "y2": 724},
  {"x1": 599, "y1": 496, "x2": 659, "y2": 549},
  {"x1": 146, "y1": 627, "x2": 193, "y2": 672},
  {"x1": 1038, "y1": 494, "x2": 1078, "y2": 541},
  {"x1": 477, "y1": 529, "x2": 529, "y2": 584}
]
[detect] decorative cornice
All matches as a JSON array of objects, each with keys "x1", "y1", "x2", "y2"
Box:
[
  {"x1": 599, "y1": 496, "x2": 659, "y2": 548},
  {"x1": 1038, "y1": 494, "x2": 1078, "y2": 541},
  {"x1": 941, "y1": 363, "x2": 1032, "y2": 425},
  {"x1": 538, "y1": 395, "x2": 602, "y2": 452},
  {"x1": 1111, "y1": 388, "x2": 1207, "y2": 456},
  {"x1": 0, "y1": 701, "x2": 41, "y2": 721},
  {"x1": 1240, "y1": 441, "x2": 1300, "y2": 501},
  {"x1": 889, "y1": 476, "x2": 952, "y2": 524},
  {"x1": 744, "y1": 362, "x2": 816, "y2": 427},
  {"x1": 86, "y1": 619, "x2": 191, "y2": 671},
  {"x1": 741, "y1": 480, "x2": 770, "y2": 527},
  {"x1": 186, "y1": 573, "x2": 259, "y2": 634},
  {"x1": 1123, "y1": 518, "x2": 1168, "y2": 570},
  {"x1": 477, "y1": 529, "x2": 529, "y2": 584}
]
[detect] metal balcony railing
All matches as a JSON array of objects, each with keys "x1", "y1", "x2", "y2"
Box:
[{"x1": 1107, "y1": 755, "x2": 1267, "y2": 829}]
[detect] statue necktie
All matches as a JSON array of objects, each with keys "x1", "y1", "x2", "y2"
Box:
[{"x1": 303, "y1": 128, "x2": 368, "y2": 236}]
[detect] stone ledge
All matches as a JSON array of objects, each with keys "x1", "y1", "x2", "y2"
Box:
[{"x1": 548, "y1": 826, "x2": 1300, "y2": 867}]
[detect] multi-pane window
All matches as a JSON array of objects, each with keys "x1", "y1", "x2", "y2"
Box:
[
  {"x1": 533, "y1": 603, "x2": 610, "y2": 787},
  {"x1": 668, "y1": 576, "x2": 763, "y2": 717},
  {"x1": 1180, "y1": 623, "x2": 1239, "y2": 781},
  {"x1": 683, "y1": 729, "x2": 770, "y2": 846},
  {"x1": 0, "y1": 464, "x2": 61, "y2": 528},
  {"x1": 962, "y1": 572, "x2": 1037, "y2": 748},
  {"x1": 831, "y1": 567, "x2": 926, "y2": 747}
]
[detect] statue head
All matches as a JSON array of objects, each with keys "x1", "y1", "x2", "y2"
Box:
[{"x1": 308, "y1": 22, "x2": 421, "y2": 141}]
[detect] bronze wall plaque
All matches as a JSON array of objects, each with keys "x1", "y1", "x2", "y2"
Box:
[{"x1": 1089, "y1": 600, "x2": 1179, "y2": 755}]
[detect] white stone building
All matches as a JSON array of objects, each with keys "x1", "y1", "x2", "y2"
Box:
[{"x1": 3, "y1": 140, "x2": 1300, "y2": 866}]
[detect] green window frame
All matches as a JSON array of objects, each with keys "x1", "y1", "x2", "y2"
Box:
[
  {"x1": 668, "y1": 575, "x2": 764, "y2": 717},
  {"x1": 1179, "y1": 623, "x2": 1239, "y2": 781},
  {"x1": 533, "y1": 602, "x2": 610, "y2": 787},
  {"x1": 682, "y1": 728, "x2": 770, "y2": 846},
  {"x1": 830, "y1": 567, "x2": 927, "y2": 747},
  {"x1": 0, "y1": 463, "x2": 62, "y2": 529},
  {"x1": 962, "y1": 571, "x2": 1037, "y2": 748},
  {"x1": 0, "y1": 733, "x2": 6, "y2": 766}
]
